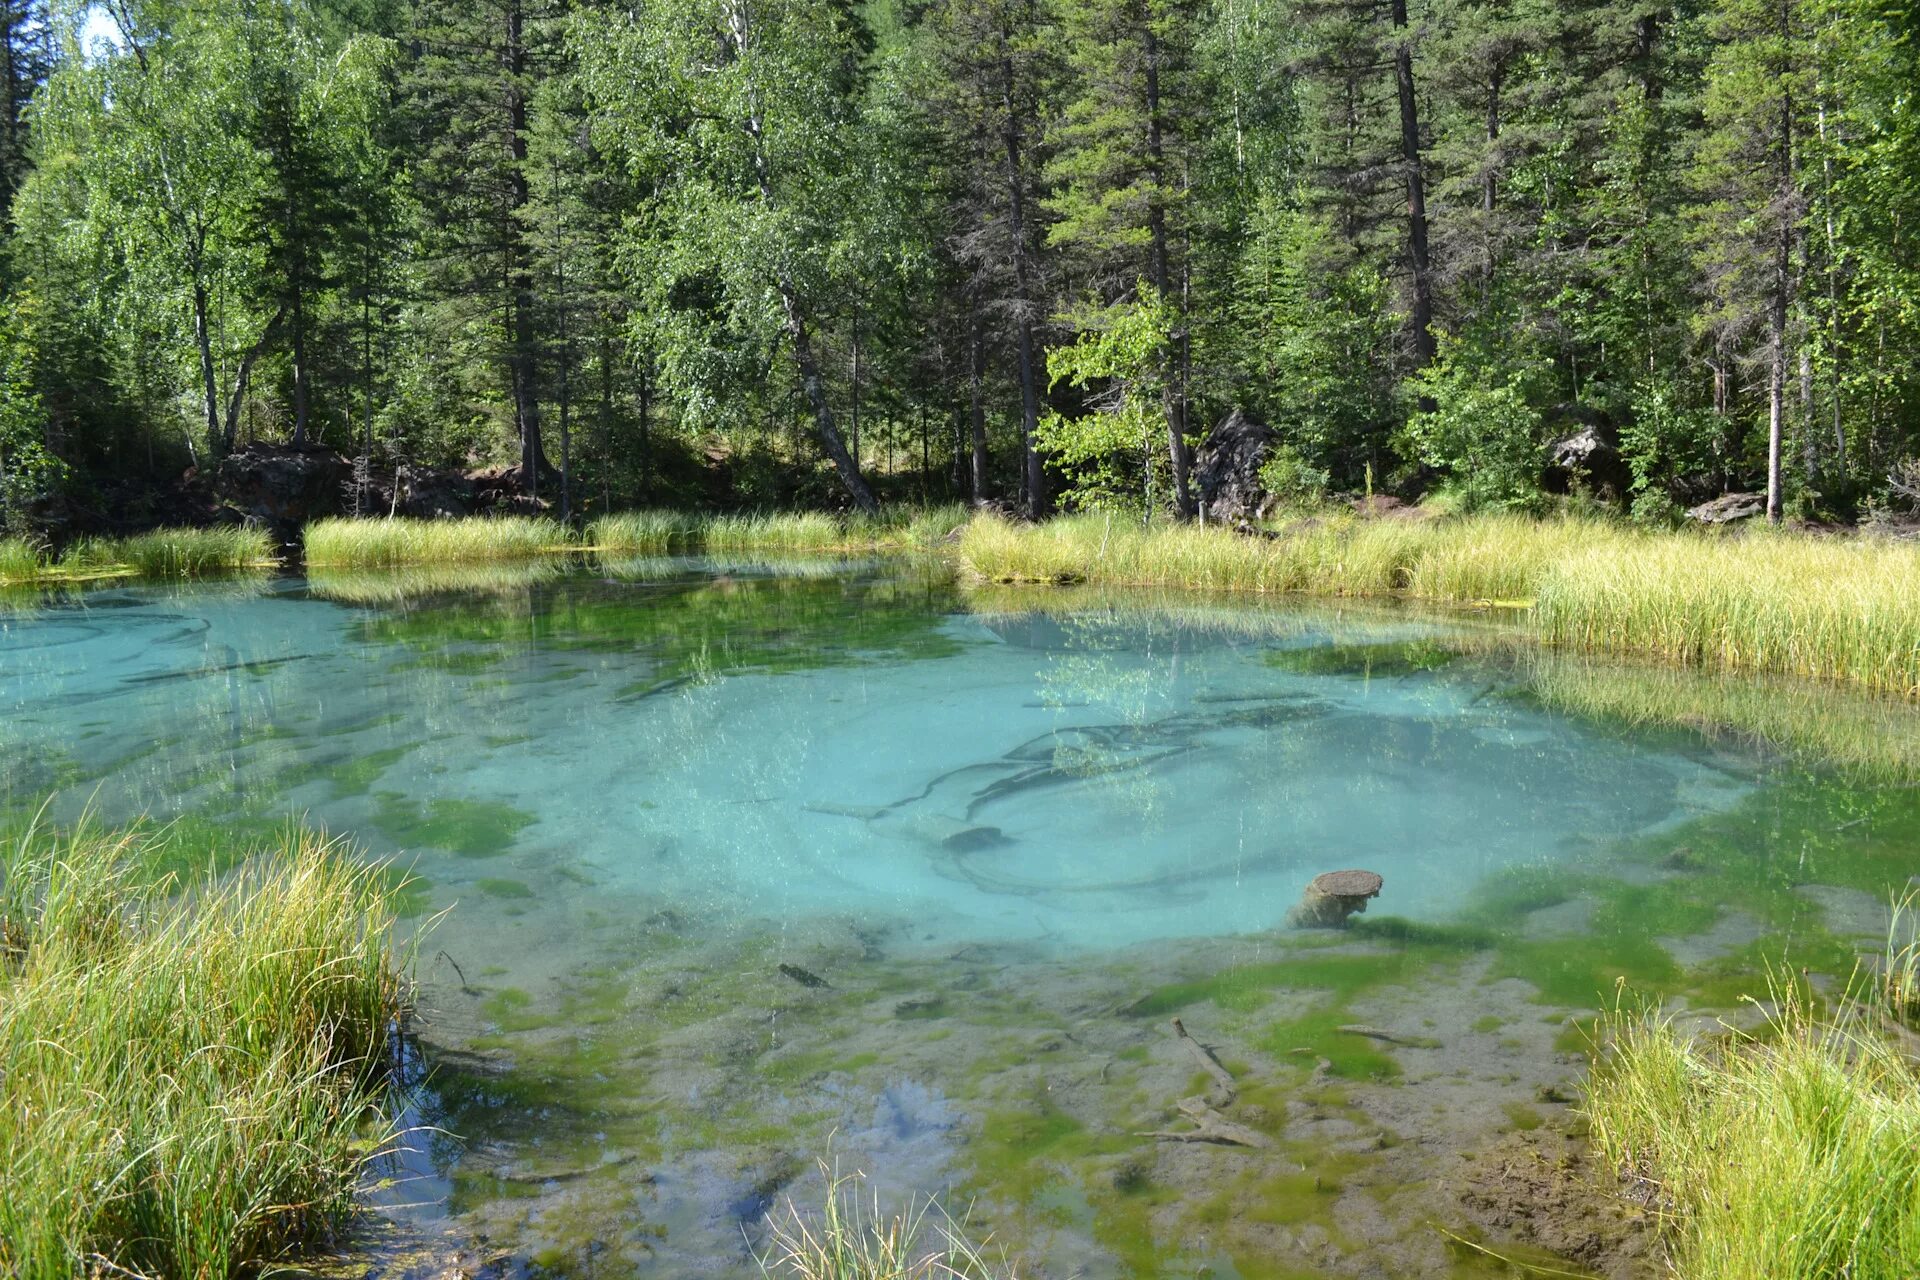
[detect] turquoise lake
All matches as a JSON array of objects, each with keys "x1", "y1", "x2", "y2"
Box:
[{"x1": 3, "y1": 558, "x2": 1913, "y2": 1278}]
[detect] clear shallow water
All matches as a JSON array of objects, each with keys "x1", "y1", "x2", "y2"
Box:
[
  {"x1": 1, "y1": 560, "x2": 1907, "y2": 1279},
  {"x1": 0, "y1": 564, "x2": 1745, "y2": 950}
]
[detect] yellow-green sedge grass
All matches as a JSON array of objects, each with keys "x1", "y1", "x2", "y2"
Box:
[
  {"x1": 304, "y1": 515, "x2": 574, "y2": 566},
  {"x1": 585, "y1": 509, "x2": 701, "y2": 552},
  {"x1": 962, "y1": 513, "x2": 1920, "y2": 696},
  {"x1": 0, "y1": 814, "x2": 416, "y2": 1278},
  {"x1": 0, "y1": 527, "x2": 275, "y2": 585},
  {"x1": 587, "y1": 505, "x2": 970, "y2": 555},
  {"x1": 1531, "y1": 529, "x2": 1920, "y2": 696},
  {"x1": 755, "y1": 1160, "x2": 1016, "y2": 1280},
  {"x1": 1584, "y1": 904, "x2": 1920, "y2": 1280}
]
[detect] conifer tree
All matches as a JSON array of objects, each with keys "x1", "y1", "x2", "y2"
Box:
[
  {"x1": 1043, "y1": 0, "x2": 1203, "y2": 515},
  {"x1": 1694, "y1": 0, "x2": 1815, "y2": 521}
]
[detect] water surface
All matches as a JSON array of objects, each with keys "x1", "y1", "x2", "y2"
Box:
[{"x1": 2, "y1": 560, "x2": 1911, "y2": 1278}]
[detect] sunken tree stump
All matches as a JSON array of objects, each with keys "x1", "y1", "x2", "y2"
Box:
[{"x1": 1284, "y1": 869, "x2": 1384, "y2": 929}]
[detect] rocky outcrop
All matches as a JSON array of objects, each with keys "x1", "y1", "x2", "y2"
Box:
[
  {"x1": 1195, "y1": 408, "x2": 1277, "y2": 524},
  {"x1": 1546, "y1": 423, "x2": 1631, "y2": 500},
  {"x1": 468, "y1": 465, "x2": 551, "y2": 516},
  {"x1": 397, "y1": 464, "x2": 476, "y2": 519},
  {"x1": 213, "y1": 443, "x2": 350, "y2": 534},
  {"x1": 1687, "y1": 492, "x2": 1767, "y2": 524}
]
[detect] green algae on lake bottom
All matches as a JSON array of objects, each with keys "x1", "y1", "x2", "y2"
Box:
[
  {"x1": 372, "y1": 791, "x2": 534, "y2": 858},
  {"x1": 6, "y1": 559, "x2": 1920, "y2": 1279}
]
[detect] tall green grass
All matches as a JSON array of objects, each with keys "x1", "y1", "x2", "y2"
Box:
[
  {"x1": 1533, "y1": 531, "x2": 1920, "y2": 695},
  {"x1": 305, "y1": 515, "x2": 572, "y2": 567},
  {"x1": 959, "y1": 511, "x2": 1613, "y2": 601},
  {"x1": 0, "y1": 536, "x2": 48, "y2": 584},
  {"x1": 703, "y1": 511, "x2": 846, "y2": 552},
  {"x1": 587, "y1": 505, "x2": 969, "y2": 555},
  {"x1": 1585, "y1": 917, "x2": 1920, "y2": 1280},
  {"x1": 0, "y1": 816, "x2": 412, "y2": 1278},
  {"x1": 107, "y1": 526, "x2": 276, "y2": 577},
  {"x1": 584, "y1": 509, "x2": 699, "y2": 552},
  {"x1": 0, "y1": 528, "x2": 272, "y2": 585},
  {"x1": 962, "y1": 513, "x2": 1920, "y2": 695}
]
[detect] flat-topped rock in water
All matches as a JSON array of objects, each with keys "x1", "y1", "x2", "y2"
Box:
[
  {"x1": 1285, "y1": 869, "x2": 1384, "y2": 928},
  {"x1": 1308, "y1": 869, "x2": 1383, "y2": 898}
]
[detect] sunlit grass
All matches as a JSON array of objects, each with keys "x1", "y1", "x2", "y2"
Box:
[
  {"x1": 0, "y1": 814, "x2": 413, "y2": 1278},
  {"x1": 1585, "y1": 907, "x2": 1920, "y2": 1280},
  {"x1": 0, "y1": 528, "x2": 273, "y2": 585},
  {"x1": 105, "y1": 526, "x2": 276, "y2": 577},
  {"x1": 704, "y1": 511, "x2": 845, "y2": 552},
  {"x1": 1533, "y1": 531, "x2": 1920, "y2": 696},
  {"x1": 587, "y1": 505, "x2": 969, "y2": 555},
  {"x1": 958, "y1": 511, "x2": 1610, "y2": 601},
  {"x1": 756, "y1": 1161, "x2": 1015, "y2": 1280},
  {"x1": 963, "y1": 514, "x2": 1920, "y2": 695},
  {"x1": 306, "y1": 557, "x2": 568, "y2": 604},
  {"x1": 305, "y1": 516, "x2": 573, "y2": 567},
  {"x1": 585, "y1": 509, "x2": 699, "y2": 552},
  {"x1": 0, "y1": 536, "x2": 47, "y2": 583}
]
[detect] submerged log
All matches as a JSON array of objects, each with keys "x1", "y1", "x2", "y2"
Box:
[
  {"x1": 777, "y1": 963, "x2": 831, "y2": 989},
  {"x1": 1138, "y1": 1097, "x2": 1274, "y2": 1149},
  {"x1": 1337, "y1": 1023, "x2": 1437, "y2": 1048},
  {"x1": 1284, "y1": 869, "x2": 1384, "y2": 929},
  {"x1": 1173, "y1": 1017, "x2": 1238, "y2": 1106}
]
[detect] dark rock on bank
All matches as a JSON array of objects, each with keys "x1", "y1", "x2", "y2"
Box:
[
  {"x1": 468, "y1": 465, "x2": 553, "y2": 516},
  {"x1": 395, "y1": 464, "x2": 477, "y2": 519},
  {"x1": 213, "y1": 443, "x2": 350, "y2": 535},
  {"x1": 1687, "y1": 491, "x2": 1767, "y2": 524},
  {"x1": 1196, "y1": 407, "x2": 1278, "y2": 524},
  {"x1": 1546, "y1": 421, "x2": 1631, "y2": 500}
]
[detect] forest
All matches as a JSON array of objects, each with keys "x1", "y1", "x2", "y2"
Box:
[{"x1": 0, "y1": 0, "x2": 1916, "y2": 532}]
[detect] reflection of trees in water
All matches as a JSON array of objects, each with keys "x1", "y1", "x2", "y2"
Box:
[{"x1": 1029, "y1": 614, "x2": 1190, "y2": 828}]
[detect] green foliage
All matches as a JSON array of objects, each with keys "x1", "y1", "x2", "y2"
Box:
[
  {"x1": 1403, "y1": 346, "x2": 1548, "y2": 511},
  {"x1": 1257, "y1": 445, "x2": 1330, "y2": 508},
  {"x1": 1035, "y1": 287, "x2": 1173, "y2": 516},
  {"x1": 1, "y1": 0, "x2": 1919, "y2": 535},
  {"x1": 1619, "y1": 380, "x2": 1722, "y2": 516},
  {"x1": 1229, "y1": 203, "x2": 1400, "y2": 484},
  {"x1": 0, "y1": 302, "x2": 59, "y2": 532}
]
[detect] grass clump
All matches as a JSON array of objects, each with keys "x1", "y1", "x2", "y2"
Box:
[
  {"x1": 105, "y1": 526, "x2": 277, "y2": 577},
  {"x1": 963, "y1": 513, "x2": 1920, "y2": 695},
  {"x1": 958, "y1": 511, "x2": 1608, "y2": 602},
  {"x1": 1585, "y1": 916, "x2": 1920, "y2": 1280},
  {"x1": 586, "y1": 504, "x2": 969, "y2": 556},
  {"x1": 756, "y1": 1161, "x2": 1015, "y2": 1280},
  {"x1": 1534, "y1": 531, "x2": 1920, "y2": 695},
  {"x1": 704, "y1": 511, "x2": 845, "y2": 552},
  {"x1": 0, "y1": 815, "x2": 413, "y2": 1278},
  {"x1": 305, "y1": 515, "x2": 572, "y2": 567},
  {"x1": 0, "y1": 536, "x2": 49, "y2": 584},
  {"x1": 0, "y1": 527, "x2": 273, "y2": 585},
  {"x1": 586, "y1": 509, "x2": 699, "y2": 552}
]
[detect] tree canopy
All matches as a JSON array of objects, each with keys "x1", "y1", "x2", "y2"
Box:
[{"x1": 1, "y1": 0, "x2": 1916, "y2": 529}]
